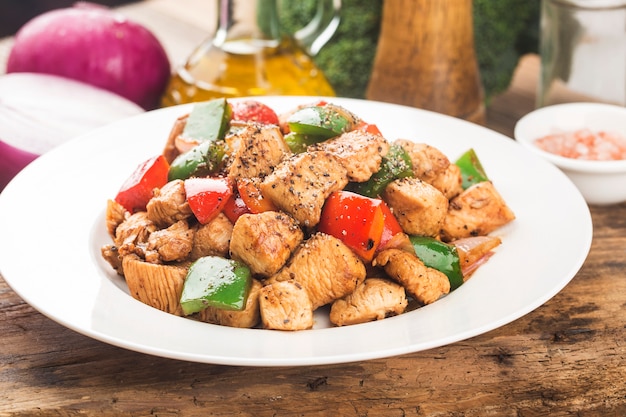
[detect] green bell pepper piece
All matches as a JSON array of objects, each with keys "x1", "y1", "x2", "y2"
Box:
[
  {"x1": 180, "y1": 98, "x2": 232, "y2": 143},
  {"x1": 287, "y1": 105, "x2": 355, "y2": 140},
  {"x1": 409, "y1": 235, "x2": 464, "y2": 291},
  {"x1": 347, "y1": 144, "x2": 413, "y2": 197},
  {"x1": 180, "y1": 256, "x2": 252, "y2": 315},
  {"x1": 455, "y1": 148, "x2": 489, "y2": 190},
  {"x1": 168, "y1": 139, "x2": 227, "y2": 181},
  {"x1": 284, "y1": 132, "x2": 321, "y2": 154}
]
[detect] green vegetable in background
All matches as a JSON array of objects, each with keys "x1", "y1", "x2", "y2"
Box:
[
  {"x1": 281, "y1": 0, "x2": 539, "y2": 101},
  {"x1": 280, "y1": 0, "x2": 383, "y2": 99}
]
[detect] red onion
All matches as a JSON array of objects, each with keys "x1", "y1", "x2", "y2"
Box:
[{"x1": 6, "y1": 3, "x2": 171, "y2": 110}]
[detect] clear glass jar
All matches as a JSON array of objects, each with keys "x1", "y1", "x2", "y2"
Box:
[{"x1": 538, "y1": 0, "x2": 626, "y2": 107}]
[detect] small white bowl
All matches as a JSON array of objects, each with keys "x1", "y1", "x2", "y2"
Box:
[{"x1": 514, "y1": 102, "x2": 626, "y2": 205}]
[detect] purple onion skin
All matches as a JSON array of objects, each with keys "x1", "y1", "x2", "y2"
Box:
[
  {"x1": 6, "y1": 7, "x2": 171, "y2": 110},
  {"x1": 0, "y1": 140, "x2": 39, "y2": 192}
]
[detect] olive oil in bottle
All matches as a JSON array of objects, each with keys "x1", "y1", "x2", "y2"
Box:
[{"x1": 162, "y1": 0, "x2": 337, "y2": 106}]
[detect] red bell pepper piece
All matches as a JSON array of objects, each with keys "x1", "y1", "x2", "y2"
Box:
[
  {"x1": 378, "y1": 200, "x2": 403, "y2": 250},
  {"x1": 230, "y1": 100, "x2": 279, "y2": 125},
  {"x1": 355, "y1": 120, "x2": 382, "y2": 136},
  {"x1": 222, "y1": 194, "x2": 251, "y2": 224},
  {"x1": 236, "y1": 178, "x2": 277, "y2": 214},
  {"x1": 318, "y1": 191, "x2": 386, "y2": 262},
  {"x1": 115, "y1": 155, "x2": 170, "y2": 213},
  {"x1": 184, "y1": 177, "x2": 233, "y2": 224}
]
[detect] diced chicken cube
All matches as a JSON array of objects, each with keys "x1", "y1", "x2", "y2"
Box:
[
  {"x1": 374, "y1": 249, "x2": 450, "y2": 305},
  {"x1": 260, "y1": 151, "x2": 348, "y2": 227},
  {"x1": 147, "y1": 179, "x2": 192, "y2": 228},
  {"x1": 395, "y1": 140, "x2": 463, "y2": 199},
  {"x1": 190, "y1": 212, "x2": 233, "y2": 259},
  {"x1": 105, "y1": 199, "x2": 128, "y2": 239},
  {"x1": 122, "y1": 254, "x2": 189, "y2": 316},
  {"x1": 259, "y1": 280, "x2": 313, "y2": 330},
  {"x1": 226, "y1": 123, "x2": 291, "y2": 180},
  {"x1": 230, "y1": 211, "x2": 304, "y2": 277},
  {"x1": 145, "y1": 220, "x2": 195, "y2": 263},
  {"x1": 114, "y1": 211, "x2": 157, "y2": 259},
  {"x1": 311, "y1": 130, "x2": 390, "y2": 182},
  {"x1": 268, "y1": 233, "x2": 366, "y2": 309},
  {"x1": 440, "y1": 181, "x2": 516, "y2": 241},
  {"x1": 330, "y1": 278, "x2": 408, "y2": 326},
  {"x1": 383, "y1": 177, "x2": 448, "y2": 237}
]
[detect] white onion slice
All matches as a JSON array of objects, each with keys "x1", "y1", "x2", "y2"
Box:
[{"x1": 0, "y1": 73, "x2": 143, "y2": 190}]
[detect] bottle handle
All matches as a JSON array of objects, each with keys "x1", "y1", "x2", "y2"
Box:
[{"x1": 293, "y1": 0, "x2": 341, "y2": 56}]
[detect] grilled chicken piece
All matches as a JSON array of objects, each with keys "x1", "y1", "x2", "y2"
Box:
[
  {"x1": 190, "y1": 212, "x2": 233, "y2": 259},
  {"x1": 199, "y1": 279, "x2": 262, "y2": 328},
  {"x1": 310, "y1": 130, "x2": 390, "y2": 182},
  {"x1": 431, "y1": 163, "x2": 463, "y2": 200},
  {"x1": 114, "y1": 211, "x2": 157, "y2": 259},
  {"x1": 146, "y1": 179, "x2": 192, "y2": 228},
  {"x1": 226, "y1": 123, "x2": 291, "y2": 181},
  {"x1": 122, "y1": 254, "x2": 189, "y2": 316},
  {"x1": 268, "y1": 232, "x2": 366, "y2": 309},
  {"x1": 145, "y1": 220, "x2": 195, "y2": 264},
  {"x1": 330, "y1": 278, "x2": 408, "y2": 326},
  {"x1": 259, "y1": 280, "x2": 313, "y2": 330},
  {"x1": 395, "y1": 140, "x2": 463, "y2": 199},
  {"x1": 383, "y1": 177, "x2": 448, "y2": 237},
  {"x1": 105, "y1": 199, "x2": 128, "y2": 239},
  {"x1": 374, "y1": 249, "x2": 450, "y2": 305},
  {"x1": 260, "y1": 151, "x2": 348, "y2": 227},
  {"x1": 162, "y1": 114, "x2": 188, "y2": 163},
  {"x1": 101, "y1": 245, "x2": 123, "y2": 275},
  {"x1": 230, "y1": 211, "x2": 304, "y2": 277},
  {"x1": 440, "y1": 181, "x2": 516, "y2": 241}
]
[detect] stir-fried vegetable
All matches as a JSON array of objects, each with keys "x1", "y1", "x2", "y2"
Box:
[
  {"x1": 455, "y1": 148, "x2": 489, "y2": 189},
  {"x1": 180, "y1": 256, "x2": 252, "y2": 314},
  {"x1": 102, "y1": 98, "x2": 515, "y2": 331},
  {"x1": 168, "y1": 139, "x2": 228, "y2": 181},
  {"x1": 347, "y1": 144, "x2": 413, "y2": 197},
  {"x1": 114, "y1": 154, "x2": 169, "y2": 213},
  {"x1": 288, "y1": 104, "x2": 358, "y2": 139},
  {"x1": 318, "y1": 191, "x2": 387, "y2": 262},
  {"x1": 410, "y1": 236, "x2": 464, "y2": 290},
  {"x1": 184, "y1": 177, "x2": 233, "y2": 224}
]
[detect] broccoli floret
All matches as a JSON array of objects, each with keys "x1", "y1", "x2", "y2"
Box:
[
  {"x1": 281, "y1": 0, "x2": 539, "y2": 100},
  {"x1": 473, "y1": 0, "x2": 540, "y2": 100}
]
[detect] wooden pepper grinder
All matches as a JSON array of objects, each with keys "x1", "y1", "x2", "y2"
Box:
[{"x1": 366, "y1": 0, "x2": 485, "y2": 124}]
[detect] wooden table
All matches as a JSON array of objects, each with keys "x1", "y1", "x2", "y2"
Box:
[{"x1": 2, "y1": 1, "x2": 626, "y2": 415}]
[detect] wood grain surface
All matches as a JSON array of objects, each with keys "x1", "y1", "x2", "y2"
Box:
[
  {"x1": 367, "y1": 0, "x2": 485, "y2": 124},
  {"x1": 1, "y1": 1, "x2": 625, "y2": 415}
]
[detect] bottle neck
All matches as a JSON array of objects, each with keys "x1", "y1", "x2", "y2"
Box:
[{"x1": 214, "y1": 0, "x2": 282, "y2": 49}]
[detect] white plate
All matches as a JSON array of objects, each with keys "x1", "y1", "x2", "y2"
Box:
[{"x1": 0, "y1": 97, "x2": 593, "y2": 366}]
